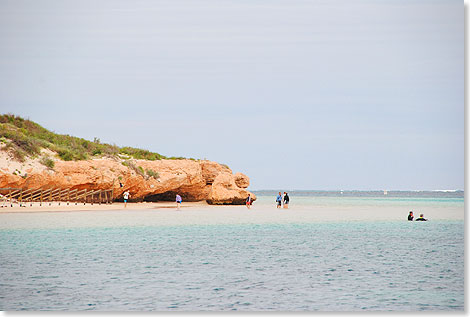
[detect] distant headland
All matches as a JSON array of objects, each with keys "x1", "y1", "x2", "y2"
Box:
[{"x1": 0, "y1": 114, "x2": 255, "y2": 205}]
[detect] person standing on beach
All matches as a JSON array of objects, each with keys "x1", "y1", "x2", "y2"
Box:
[
  {"x1": 246, "y1": 194, "x2": 252, "y2": 209},
  {"x1": 176, "y1": 194, "x2": 182, "y2": 210},
  {"x1": 276, "y1": 192, "x2": 282, "y2": 208},
  {"x1": 283, "y1": 192, "x2": 289, "y2": 209},
  {"x1": 123, "y1": 190, "x2": 130, "y2": 208}
]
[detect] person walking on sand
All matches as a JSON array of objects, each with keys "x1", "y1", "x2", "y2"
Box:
[
  {"x1": 176, "y1": 194, "x2": 182, "y2": 210},
  {"x1": 123, "y1": 190, "x2": 130, "y2": 208},
  {"x1": 246, "y1": 194, "x2": 252, "y2": 209},
  {"x1": 408, "y1": 211, "x2": 414, "y2": 221},
  {"x1": 276, "y1": 192, "x2": 282, "y2": 208},
  {"x1": 283, "y1": 192, "x2": 289, "y2": 209}
]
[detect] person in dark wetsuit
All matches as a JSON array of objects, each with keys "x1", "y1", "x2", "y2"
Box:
[
  {"x1": 283, "y1": 192, "x2": 290, "y2": 209},
  {"x1": 415, "y1": 214, "x2": 427, "y2": 221},
  {"x1": 408, "y1": 211, "x2": 414, "y2": 221}
]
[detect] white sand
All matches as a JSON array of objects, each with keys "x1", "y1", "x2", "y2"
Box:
[{"x1": 0, "y1": 201, "x2": 463, "y2": 230}]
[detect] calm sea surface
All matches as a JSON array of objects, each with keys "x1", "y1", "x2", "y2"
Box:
[
  {"x1": 253, "y1": 190, "x2": 464, "y2": 207},
  {"x1": 0, "y1": 192, "x2": 464, "y2": 311}
]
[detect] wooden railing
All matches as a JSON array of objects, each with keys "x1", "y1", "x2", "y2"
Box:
[{"x1": 0, "y1": 188, "x2": 114, "y2": 207}]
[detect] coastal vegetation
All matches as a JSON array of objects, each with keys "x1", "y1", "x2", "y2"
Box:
[
  {"x1": 39, "y1": 156, "x2": 55, "y2": 169},
  {"x1": 0, "y1": 114, "x2": 190, "y2": 162},
  {"x1": 146, "y1": 169, "x2": 160, "y2": 180}
]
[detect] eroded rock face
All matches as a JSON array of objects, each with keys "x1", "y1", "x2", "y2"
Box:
[
  {"x1": 0, "y1": 154, "x2": 255, "y2": 205},
  {"x1": 200, "y1": 161, "x2": 232, "y2": 185},
  {"x1": 234, "y1": 172, "x2": 250, "y2": 188},
  {"x1": 207, "y1": 172, "x2": 257, "y2": 205}
]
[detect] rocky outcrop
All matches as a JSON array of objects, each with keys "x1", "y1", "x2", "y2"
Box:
[
  {"x1": 0, "y1": 151, "x2": 255, "y2": 205},
  {"x1": 201, "y1": 161, "x2": 232, "y2": 184},
  {"x1": 234, "y1": 172, "x2": 250, "y2": 188},
  {"x1": 207, "y1": 172, "x2": 255, "y2": 205}
]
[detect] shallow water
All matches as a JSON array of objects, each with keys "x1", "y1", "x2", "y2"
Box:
[
  {"x1": 0, "y1": 221, "x2": 464, "y2": 311},
  {"x1": 254, "y1": 193, "x2": 464, "y2": 208}
]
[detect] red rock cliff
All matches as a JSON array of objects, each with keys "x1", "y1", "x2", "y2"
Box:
[{"x1": 0, "y1": 152, "x2": 256, "y2": 204}]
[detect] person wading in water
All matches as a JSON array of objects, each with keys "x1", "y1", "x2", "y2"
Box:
[{"x1": 283, "y1": 192, "x2": 290, "y2": 209}]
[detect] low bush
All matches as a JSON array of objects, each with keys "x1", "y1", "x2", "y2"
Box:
[
  {"x1": 40, "y1": 156, "x2": 55, "y2": 169},
  {"x1": 122, "y1": 160, "x2": 145, "y2": 177},
  {"x1": 146, "y1": 169, "x2": 160, "y2": 180},
  {"x1": 120, "y1": 147, "x2": 164, "y2": 161}
]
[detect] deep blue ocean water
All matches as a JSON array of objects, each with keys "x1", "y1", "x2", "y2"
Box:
[{"x1": 0, "y1": 220, "x2": 464, "y2": 311}]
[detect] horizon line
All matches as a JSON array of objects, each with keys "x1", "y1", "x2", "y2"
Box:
[{"x1": 250, "y1": 189, "x2": 464, "y2": 192}]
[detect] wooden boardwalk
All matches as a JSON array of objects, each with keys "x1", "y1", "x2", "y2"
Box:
[{"x1": 0, "y1": 188, "x2": 114, "y2": 207}]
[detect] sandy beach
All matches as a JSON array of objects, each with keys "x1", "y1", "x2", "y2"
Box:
[
  {"x1": 0, "y1": 201, "x2": 207, "y2": 213},
  {"x1": 0, "y1": 200, "x2": 463, "y2": 230}
]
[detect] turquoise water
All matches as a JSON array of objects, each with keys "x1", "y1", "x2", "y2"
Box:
[
  {"x1": 253, "y1": 191, "x2": 464, "y2": 208},
  {"x1": 0, "y1": 221, "x2": 464, "y2": 311},
  {"x1": 255, "y1": 195, "x2": 464, "y2": 208}
]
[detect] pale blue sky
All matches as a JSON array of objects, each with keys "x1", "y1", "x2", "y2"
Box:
[{"x1": 0, "y1": 0, "x2": 463, "y2": 190}]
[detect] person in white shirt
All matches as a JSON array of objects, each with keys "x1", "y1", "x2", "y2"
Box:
[{"x1": 123, "y1": 191, "x2": 130, "y2": 208}]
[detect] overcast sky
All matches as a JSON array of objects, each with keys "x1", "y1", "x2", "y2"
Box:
[{"x1": 0, "y1": 0, "x2": 463, "y2": 190}]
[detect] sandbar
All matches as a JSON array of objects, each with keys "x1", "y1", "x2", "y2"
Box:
[{"x1": 0, "y1": 201, "x2": 463, "y2": 230}]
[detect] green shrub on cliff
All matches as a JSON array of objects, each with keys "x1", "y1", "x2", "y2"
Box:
[
  {"x1": 167, "y1": 156, "x2": 186, "y2": 160},
  {"x1": 119, "y1": 147, "x2": 163, "y2": 161},
  {"x1": 121, "y1": 160, "x2": 145, "y2": 177},
  {"x1": 0, "y1": 114, "x2": 182, "y2": 162},
  {"x1": 40, "y1": 156, "x2": 55, "y2": 169},
  {"x1": 146, "y1": 169, "x2": 160, "y2": 180}
]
